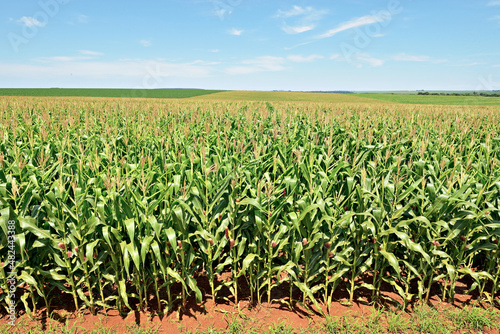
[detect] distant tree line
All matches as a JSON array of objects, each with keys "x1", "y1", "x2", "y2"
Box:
[{"x1": 417, "y1": 91, "x2": 500, "y2": 97}]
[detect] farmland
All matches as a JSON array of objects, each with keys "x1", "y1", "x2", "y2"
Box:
[
  {"x1": 189, "y1": 91, "x2": 391, "y2": 103},
  {"x1": 0, "y1": 89, "x2": 388, "y2": 104},
  {"x1": 4, "y1": 89, "x2": 500, "y2": 106},
  {"x1": 354, "y1": 93, "x2": 500, "y2": 106},
  {"x1": 0, "y1": 95, "x2": 499, "y2": 332},
  {"x1": 0, "y1": 88, "x2": 223, "y2": 99}
]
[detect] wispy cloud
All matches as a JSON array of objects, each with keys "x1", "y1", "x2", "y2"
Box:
[
  {"x1": 140, "y1": 40, "x2": 152, "y2": 47},
  {"x1": 17, "y1": 16, "x2": 45, "y2": 27},
  {"x1": 226, "y1": 56, "x2": 286, "y2": 75},
  {"x1": 79, "y1": 50, "x2": 103, "y2": 56},
  {"x1": 356, "y1": 54, "x2": 385, "y2": 67},
  {"x1": 393, "y1": 53, "x2": 431, "y2": 62},
  {"x1": 35, "y1": 56, "x2": 94, "y2": 62},
  {"x1": 487, "y1": 1, "x2": 500, "y2": 6},
  {"x1": 189, "y1": 60, "x2": 221, "y2": 66},
  {"x1": 449, "y1": 62, "x2": 481, "y2": 67},
  {"x1": 1, "y1": 59, "x2": 214, "y2": 80},
  {"x1": 316, "y1": 15, "x2": 384, "y2": 39},
  {"x1": 213, "y1": 8, "x2": 232, "y2": 19},
  {"x1": 277, "y1": 6, "x2": 308, "y2": 18},
  {"x1": 276, "y1": 6, "x2": 327, "y2": 34},
  {"x1": 282, "y1": 25, "x2": 315, "y2": 34},
  {"x1": 276, "y1": 5, "x2": 327, "y2": 20},
  {"x1": 392, "y1": 53, "x2": 447, "y2": 63},
  {"x1": 229, "y1": 28, "x2": 243, "y2": 36},
  {"x1": 330, "y1": 53, "x2": 384, "y2": 67},
  {"x1": 493, "y1": 64, "x2": 500, "y2": 67},
  {"x1": 284, "y1": 41, "x2": 314, "y2": 50},
  {"x1": 35, "y1": 50, "x2": 103, "y2": 62},
  {"x1": 226, "y1": 54, "x2": 324, "y2": 75},
  {"x1": 287, "y1": 54, "x2": 323, "y2": 63}
]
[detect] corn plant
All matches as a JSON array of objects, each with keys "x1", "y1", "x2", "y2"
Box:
[{"x1": 0, "y1": 96, "x2": 499, "y2": 316}]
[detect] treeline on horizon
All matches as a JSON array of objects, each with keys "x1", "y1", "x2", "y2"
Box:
[{"x1": 418, "y1": 91, "x2": 500, "y2": 97}]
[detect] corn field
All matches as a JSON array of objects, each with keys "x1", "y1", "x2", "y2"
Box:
[{"x1": 0, "y1": 96, "x2": 499, "y2": 315}]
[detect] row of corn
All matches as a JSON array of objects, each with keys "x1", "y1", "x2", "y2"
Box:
[{"x1": 0, "y1": 97, "x2": 499, "y2": 315}]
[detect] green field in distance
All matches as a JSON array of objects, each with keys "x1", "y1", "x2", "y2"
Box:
[
  {"x1": 0, "y1": 88, "x2": 223, "y2": 99},
  {"x1": 2, "y1": 88, "x2": 500, "y2": 106},
  {"x1": 354, "y1": 93, "x2": 500, "y2": 106}
]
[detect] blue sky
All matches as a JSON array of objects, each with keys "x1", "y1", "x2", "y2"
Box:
[{"x1": 1, "y1": 0, "x2": 500, "y2": 91}]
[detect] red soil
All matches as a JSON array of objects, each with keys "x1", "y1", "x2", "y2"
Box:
[{"x1": 1, "y1": 275, "x2": 499, "y2": 333}]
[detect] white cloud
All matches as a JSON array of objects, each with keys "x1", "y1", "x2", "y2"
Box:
[
  {"x1": 225, "y1": 54, "x2": 323, "y2": 75},
  {"x1": 189, "y1": 60, "x2": 221, "y2": 66},
  {"x1": 316, "y1": 15, "x2": 385, "y2": 39},
  {"x1": 392, "y1": 52, "x2": 448, "y2": 64},
  {"x1": 277, "y1": 6, "x2": 327, "y2": 34},
  {"x1": 356, "y1": 54, "x2": 385, "y2": 67},
  {"x1": 79, "y1": 50, "x2": 103, "y2": 56},
  {"x1": 330, "y1": 53, "x2": 384, "y2": 67},
  {"x1": 213, "y1": 8, "x2": 232, "y2": 19},
  {"x1": 277, "y1": 6, "x2": 327, "y2": 21},
  {"x1": 229, "y1": 28, "x2": 243, "y2": 36},
  {"x1": 284, "y1": 41, "x2": 314, "y2": 50},
  {"x1": 140, "y1": 40, "x2": 152, "y2": 47},
  {"x1": 282, "y1": 24, "x2": 315, "y2": 34},
  {"x1": 35, "y1": 51, "x2": 103, "y2": 63},
  {"x1": 35, "y1": 56, "x2": 92, "y2": 63},
  {"x1": 487, "y1": 1, "x2": 500, "y2": 6},
  {"x1": 0, "y1": 59, "x2": 214, "y2": 81},
  {"x1": 17, "y1": 16, "x2": 45, "y2": 27},
  {"x1": 493, "y1": 64, "x2": 500, "y2": 67},
  {"x1": 241, "y1": 56, "x2": 285, "y2": 68},
  {"x1": 35, "y1": 56, "x2": 93, "y2": 62},
  {"x1": 287, "y1": 54, "x2": 323, "y2": 63},
  {"x1": 210, "y1": 49, "x2": 220, "y2": 53},
  {"x1": 392, "y1": 53, "x2": 447, "y2": 63},
  {"x1": 226, "y1": 56, "x2": 286, "y2": 75},
  {"x1": 393, "y1": 53, "x2": 431, "y2": 62},
  {"x1": 276, "y1": 5, "x2": 308, "y2": 18}
]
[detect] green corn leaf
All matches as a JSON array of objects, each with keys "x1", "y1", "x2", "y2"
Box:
[
  {"x1": 124, "y1": 218, "x2": 135, "y2": 242},
  {"x1": 140, "y1": 235, "x2": 154, "y2": 265},
  {"x1": 380, "y1": 250, "x2": 401, "y2": 277}
]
